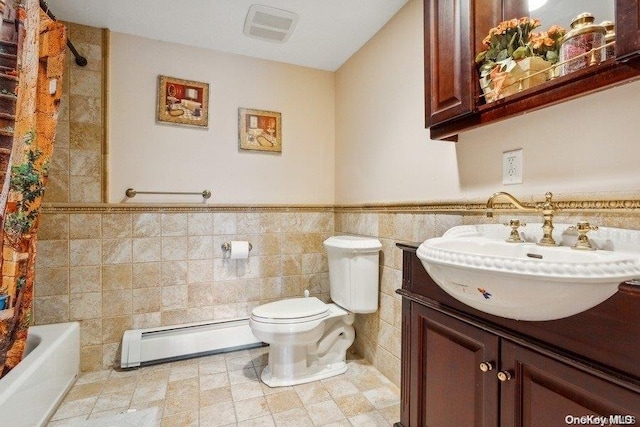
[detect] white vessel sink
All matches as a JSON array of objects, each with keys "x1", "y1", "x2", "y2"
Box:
[{"x1": 417, "y1": 224, "x2": 640, "y2": 321}]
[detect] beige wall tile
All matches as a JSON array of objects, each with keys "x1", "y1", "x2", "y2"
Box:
[
  {"x1": 80, "y1": 345, "x2": 103, "y2": 372},
  {"x1": 37, "y1": 240, "x2": 69, "y2": 268},
  {"x1": 102, "y1": 264, "x2": 132, "y2": 290},
  {"x1": 102, "y1": 316, "x2": 132, "y2": 344},
  {"x1": 133, "y1": 287, "x2": 161, "y2": 314},
  {"x1": 102, "y1": 238, "x2": 132, "y2": 264},
  {"x1": 213, "y1": 213, "x2": 236, "y2": 235},
  {"x1": 187, "y1": 259, "x2": 214, "y2": 284},
  {"x1": 70, "y1": 239, "x2": 101, "y2": 266},
  {"x1": 132, "y1": 262, "x2": 161, "y2": 288},
  {"x1": 38, "y1": 214, "x2": 69, "y2": 240},
  {"x1": 69, "y1": 122, "x2": 102, "y2": 151},
  {"x1": 70, "y1": 292, "x2": 102, "y2": 320},
  {"x1": 70, "y1": 266, "x2": 101, "y2": 293},
  {"x1": 35, "y1": 266, "x2": 69, "y2": 296},
  {"x1": 43, "y1": 173, "x2": 70, "y2": 203},
  {"x1": 102, "y1": 290, "x2": 132, "y2": 317},
  {"x1": 102, "y1": 214, "x2": 132, "y2": 239},
  {"x1": 161, "y1": 260, "x2": 187, "y2": 286},
  {"x1": 187, "y1": 213, "x2": 214, "y2": 236},
  {"x1": 162, "y1": 285, "x2": 188, "y2": 311},
  {"x1": 161, "y1": 236, "x2": 187, "y2": 261},
  {"x1": 69, "y1": 95, "x2": 101, "y2": 125},
  {"x1": 80, "y1": 318, "x2": 102, "y2": 346},
  {"x1": 133, "y1": 213, "x2": 162, "y2": 237},
  {"x1": 34, "y1": 295, "x2": 70, "y2": 324},
  {"x1": 70, "y1": 214, "x2": 101, "y2": 239},
  {"x1": 161, "y1": 214, "x2": 188, "y2": 236},
  {"x1": 69, "y1": 176, "x2": 101, "y2": 203},
  {"x1": 132, "y1": 237, "x2": 161, "y2": 263}
]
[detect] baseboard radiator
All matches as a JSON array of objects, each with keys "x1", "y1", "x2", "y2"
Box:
[{"x1": 120, "y1": 318, "x2": 264, "y2": 368}]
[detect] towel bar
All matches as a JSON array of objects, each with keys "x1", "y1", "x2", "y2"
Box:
[{"x1": 125, "y1": 188, "x2": 212, "y2": 199}]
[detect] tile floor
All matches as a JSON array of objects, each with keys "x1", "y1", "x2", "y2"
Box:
[{"x1": 48, "y1": 346, "x2": 400, "y2": 426}]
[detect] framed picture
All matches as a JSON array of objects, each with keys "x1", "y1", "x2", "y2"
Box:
[
  {"x1": 238, "y1": 107, "x2": 282, "y2": 153},
  {"x1": 157, "y1": 75, "x2": 209, "y2": 128}
]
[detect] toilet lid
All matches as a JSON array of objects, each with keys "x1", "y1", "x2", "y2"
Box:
[{"x1": 252, "y1": 297, "x2": 329, "y2": 323}]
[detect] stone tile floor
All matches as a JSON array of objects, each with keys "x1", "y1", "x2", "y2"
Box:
[{"x1": 48, "y1": 346, "x2": 400, "y2": 426}]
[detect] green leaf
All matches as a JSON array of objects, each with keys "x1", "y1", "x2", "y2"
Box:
[
  {"x1": 496, "y1": 49, "x2": 509, "y2": 62},
  {"x1": 512, "y1": 46, "x2": 528, "y2": 60}
]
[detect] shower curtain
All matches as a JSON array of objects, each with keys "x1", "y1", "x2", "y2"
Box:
[{"x1": 0, "y1": 0, "x2": 66, "y2": 378}]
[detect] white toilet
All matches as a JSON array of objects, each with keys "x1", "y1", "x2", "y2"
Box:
[{"x1": 249, "y1": 235, "x2": 381, "y2": 387}]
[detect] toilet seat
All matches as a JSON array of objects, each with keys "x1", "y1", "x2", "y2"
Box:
[{"x1": 251, "y1": 297, "x2": 329, "y2": 324}]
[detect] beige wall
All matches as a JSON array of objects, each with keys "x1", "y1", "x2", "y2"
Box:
[
  {"x1": 335, "y1": 0, "x2": 459, "y2": 204},
  {"x1": 108, "y1": 33, "x2": 335, "y2": 205},
  {"x1": 335, "y1": 0, "x2": 640, "y2": 204},
  {"x1": 457, "y1": 82, "x2": 640, "y2": 200}
]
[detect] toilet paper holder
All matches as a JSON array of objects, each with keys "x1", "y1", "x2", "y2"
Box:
[{"x1": 221, "y1": 242, "x2": 253, "y2": 252}]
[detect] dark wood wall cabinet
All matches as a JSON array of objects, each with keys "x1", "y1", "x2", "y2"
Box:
[
  {"x1": 395, "y1": 243, "x2": 640, "y2": 427},
  {"x1": 425, "y1": 0, "x2": 640, "y2": 141}
]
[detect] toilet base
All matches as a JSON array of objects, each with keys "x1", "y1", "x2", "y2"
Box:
[{"x1": 260, "y1": 361, "x2": 348, "y2": 387}]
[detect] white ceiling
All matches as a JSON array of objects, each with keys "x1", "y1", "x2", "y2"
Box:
[{"x1": 43, "y1": 0, "x2": 409, "y2": 71}]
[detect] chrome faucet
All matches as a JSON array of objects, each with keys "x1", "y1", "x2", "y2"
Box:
[{"x1": 486, "y1": 191, "x2": 557, "y2": 246}]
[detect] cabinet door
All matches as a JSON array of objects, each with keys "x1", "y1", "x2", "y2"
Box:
[
  {"x1": 616, "y1": 1, "x2": 640, "y2": 60},
  {"x1": 500, "y1": 341, "x2": 640, "y2": 427},
  {"x1": 424, "y1": 0, "x2": 474, "y2": 126},
  {"x1": 410, "y1": 304, "x2": 499, "y2": 427}
]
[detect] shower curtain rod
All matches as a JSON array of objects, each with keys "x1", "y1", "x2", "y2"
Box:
[{"x1": 38, "y1": 0, "x2": 87, "y2": 67}]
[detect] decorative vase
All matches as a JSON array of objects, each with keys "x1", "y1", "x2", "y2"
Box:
[
  {"x1": 559, "y1": 13, "x2": 606, "y2": 76},
  {"x1": 480, "y1": 56, "x2": 551, "y2": 103}
]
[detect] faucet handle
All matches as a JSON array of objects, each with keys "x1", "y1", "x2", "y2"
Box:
[
  {"x1": 504, "y1": 219, "x2": 526, "y2": 243},
  {"x1": 536, "y1": 192, "x2": 557, "y2": 211},
  {"x1": 568, "y1": 221, "x2": 599, "y2": 250}
]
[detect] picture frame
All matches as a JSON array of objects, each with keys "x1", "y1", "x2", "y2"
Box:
[
  {"x1": 157, "y1": 75, "x2": 209, "y2": 128},
  {"x1": 238, "y1": 107, "x2": 282, "y2": 153}
]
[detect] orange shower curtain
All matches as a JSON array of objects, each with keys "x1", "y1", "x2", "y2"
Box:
[{"x1": 0, "y1": 0, "x2": 65, "y2": 378}]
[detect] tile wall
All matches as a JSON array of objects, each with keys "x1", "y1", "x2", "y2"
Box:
[
  {"x1": 46, "y1": 22, "x2": 104, "y2": 204},
  {"x1": 35, "y1": 209, "x2": 333, "y2": 372}
]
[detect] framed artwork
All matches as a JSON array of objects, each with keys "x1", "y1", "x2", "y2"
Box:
[
  {"x1": 157, "y1": 75, "x2": 209, "y2": 128},
  {"x1": 238, "y1": 107, "x2": 282, "y2": 153}
]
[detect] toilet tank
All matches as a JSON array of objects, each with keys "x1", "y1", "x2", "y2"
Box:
[{"x1": 323, "y1": 235, "x2": 381, "y2": 314}]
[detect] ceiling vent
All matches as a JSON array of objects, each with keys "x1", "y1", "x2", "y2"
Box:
[{"x1": 243, "y1": 4, "x2": 298, "y2": 43}]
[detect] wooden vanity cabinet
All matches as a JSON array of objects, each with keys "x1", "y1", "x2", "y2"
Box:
[
  {"x1": 425, "y1": 0, "x2": 640, "y2": 141},
  {"x1": 396, "y1": 243, "x2": 640, "y2": 427}
]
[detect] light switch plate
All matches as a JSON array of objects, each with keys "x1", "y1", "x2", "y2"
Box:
[{"x1": 503, "y1": 149, "x2": 523, "y2": 185}]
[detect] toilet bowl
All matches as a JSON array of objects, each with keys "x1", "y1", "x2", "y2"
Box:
[{"x1": 249, "y1": 235, "x2": 381, "y2": 387}]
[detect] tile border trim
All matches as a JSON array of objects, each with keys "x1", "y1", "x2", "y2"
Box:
[{"x1": 41, "y1": 198, "x2": 640, "y2": 214}]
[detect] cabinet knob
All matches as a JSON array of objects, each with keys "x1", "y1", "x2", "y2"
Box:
[
  {"x1": 479, "y1": 362, "x2": 494, "y2": 372},
  {"x1": 497, "y1": 370, "x2": 512, "y2": 382}
]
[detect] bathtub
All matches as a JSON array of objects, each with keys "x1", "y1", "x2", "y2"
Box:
[{"x1": 0, "y1": 322, "x2": 79, "y2": 427}]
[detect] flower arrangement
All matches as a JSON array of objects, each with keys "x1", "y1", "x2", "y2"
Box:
[
  {"x1": 475, "y1": 17, "x2": 566, "y2": 92},
  {"x1": 530, "y1": 25, "x2": 567, "y2": 63}
]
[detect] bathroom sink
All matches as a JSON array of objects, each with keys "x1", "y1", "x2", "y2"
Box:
[{"x1": 417, "y1": 224, "x2": 640, "y2": 321}]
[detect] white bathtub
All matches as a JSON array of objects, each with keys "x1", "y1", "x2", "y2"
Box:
[{"x1": 0, "y1": 322, "x2": 80, "y2": 427}]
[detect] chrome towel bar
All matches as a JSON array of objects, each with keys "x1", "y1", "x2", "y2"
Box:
[{"x1": 125, "y1": 188, "x2": 212, "y2": 199}]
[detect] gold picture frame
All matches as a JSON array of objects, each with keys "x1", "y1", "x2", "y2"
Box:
[
  {"x1": 238, "y1": 107, "x2": 282, "y2": 153},
  {"x1": 157, "y1": 75, "x2": 209, "y2": 128}
]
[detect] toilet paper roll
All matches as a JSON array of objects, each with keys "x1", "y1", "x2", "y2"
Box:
[{"x1": 229, "y1": 241, "x2": 250, "y2": 259}]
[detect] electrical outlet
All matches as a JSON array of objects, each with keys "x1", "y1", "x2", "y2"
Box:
[{"x1": 502, "y1": 149, "x2": 523, "y2": 185}]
